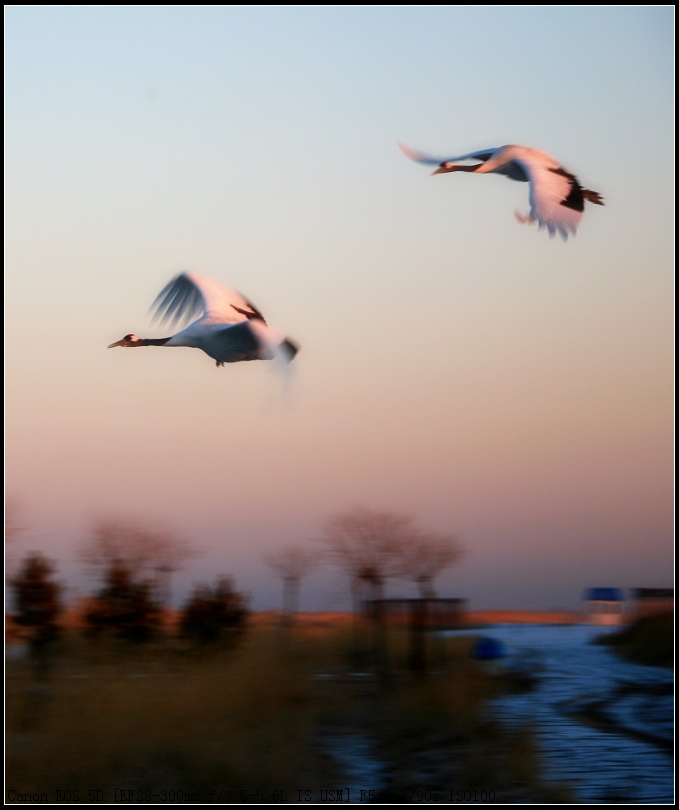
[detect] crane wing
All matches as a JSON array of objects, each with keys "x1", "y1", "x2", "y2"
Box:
[
  {"x1": 517, "y1": 160, "x2": 584, "y2": 239},
  {"x1": 150, "y1": 272, "x2": 266, "y2": 328},
  {"x1": 248, "y1": 319, "x2": 298, "y2": 366},
  {"x1": 399, "y1": 142, "x2": 498, "y2": 166},
  {"x1": 490, "y1": 161, "x2": 529, "y2": 182},
  {"x1": 211, "y1": 322, "x2": 263, "y2": 358},
  {"x1": 208, "y1": 321, "x2": 297, "y2": 368}
]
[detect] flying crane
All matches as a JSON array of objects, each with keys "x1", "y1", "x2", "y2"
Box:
[
  {"x1": 399, "y1": 142, "x2": 604, "y2": 239},
  {"x1": 108, "y1": 272, "x2": 299, "y2": 367}
]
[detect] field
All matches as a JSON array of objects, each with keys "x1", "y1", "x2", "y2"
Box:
[{"x1": 6, "y1": 618, "x2": 573, "y2": 803}]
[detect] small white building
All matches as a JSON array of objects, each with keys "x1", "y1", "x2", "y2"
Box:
[{"x1": 584, "y1": 587, "x2": 625, "y2": 625}]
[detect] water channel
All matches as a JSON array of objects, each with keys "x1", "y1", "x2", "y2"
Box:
[{"x1": 447, "y1": 623, "x2": 674, "y2": 803}]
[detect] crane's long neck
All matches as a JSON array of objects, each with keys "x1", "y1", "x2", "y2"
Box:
[
  {"x1": 434, "y1": 163, "x2": 482, "y2": 175},
  {"x1": 108, "y1": 334, "x2": 176, "y2": 349},
  {"x1": 139, "y1": 337, "x2": 171, "y2": 346}
]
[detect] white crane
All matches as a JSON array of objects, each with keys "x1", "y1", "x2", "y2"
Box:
[
  {"x1": 108, "y1": 272, "x2": 299, "y2": 367},
  {"x1": 399, "y1": 143, "x2": 604, "y2": 239}
]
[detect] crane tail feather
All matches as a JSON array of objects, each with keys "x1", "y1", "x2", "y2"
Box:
[{"x1": 582, "y1": 189, "x2": 605, "y2": 205}]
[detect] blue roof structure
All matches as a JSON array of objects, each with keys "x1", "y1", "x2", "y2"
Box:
[{"x1": 584, "y1": 587, "x2": 624, "y2": 601}]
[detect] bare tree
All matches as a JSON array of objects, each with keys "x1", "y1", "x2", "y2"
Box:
[
  {"x1": 264, "y1": 545, "x2": 317, "y2": 624},
  {"x1": 80, "y1": 519, "x2": 197, "y2": 607},
  {"x1": 397, "y1": 532, "x2": 464, "y2": 597},
  {"x1": 322, "y1": 509, "x2": 464, "y2": 675},
  {"x1": 321, "y1": 507, "x2": 419, "y2": 676},
  {"x1": 5, "y1": 498, "x2": 25, "y2": 543},
  {"x1": 321, "y1": 507, "x2": 417, "y2": 613},
  {"x1": 5, "y1": 498, "x2": 26, "y2": 581}
]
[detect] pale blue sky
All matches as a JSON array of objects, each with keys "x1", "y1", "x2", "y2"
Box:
[{"x1": 6, "y1": 7, "x2": 674, "y2": 610}]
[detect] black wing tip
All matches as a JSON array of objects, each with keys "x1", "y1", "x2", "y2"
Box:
[
  {"x1": 234, "y1": 290, "x2": 267, "y2": 323},
  {"x1": 282, "y1": 339, "x2": 299, "y2": 360}
]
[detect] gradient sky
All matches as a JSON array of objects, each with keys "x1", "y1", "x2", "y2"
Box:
[{"x1": 6, "y1": 7, "x2": 674, "y2": 610}]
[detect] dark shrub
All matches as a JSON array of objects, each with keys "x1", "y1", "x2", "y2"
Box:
[
  {"x1": 598, "y1": 612, "x2": 674, "y2": 668},
  {"x1": 11, "y1": 553, "x2": 62, "y2": 651},
  {"x1": 179, "y1": 577, "x2": 248, "y2": 643},
  {"x1": 84, "y1": 561, "x2": 161, "y2": 642}
]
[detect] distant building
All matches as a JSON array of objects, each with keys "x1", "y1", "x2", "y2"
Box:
[
  {"x1": 630, "y1": 588, "x2": 673, "y2": 620},
  {"x1": 584, "y1": 587, "x2": 625, "y2": 625}
]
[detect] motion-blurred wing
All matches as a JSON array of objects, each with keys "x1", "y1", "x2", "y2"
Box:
[
  {"x1": 212, "y1": 322, "x2": 263, "y2": 359},
  {"x1": 490, "y1": 161, "x2": 529, "y2": 182},
  {"x1": 248, "y1": 319, "x2": 298, "y2": 366},
  {"x1": 399, "y1": 142, "x2": 498, "y2": 166},
  {"x1": 518, "y1": 160, "x2": 584, "y2": 239},
  {"x1": 150, "y1": 272, "x2": 266, "y2": 328},
  {"x1": 211, "y1": 321, "x2": 298, "y2": 367}
]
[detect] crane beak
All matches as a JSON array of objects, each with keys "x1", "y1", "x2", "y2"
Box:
[
  {"x1": 432, "y1": 165, "x2": 454, "y2": 175},
  {"x1": 108, "y1": 339, "x2": 124, "y2": 348}
]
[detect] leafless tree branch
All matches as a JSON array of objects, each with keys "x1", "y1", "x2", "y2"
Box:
[
  {"x1": 80, "y1": 518, "x2": 199, "y2": 606},
  {"x1": 264, "y1": 544, "x2": 318, "y2": 620},
  {"x1": 395, "y1": 531, "x2": 465, "y2": 597}
]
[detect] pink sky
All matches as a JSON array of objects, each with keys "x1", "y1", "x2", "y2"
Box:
[{"x1": 6, "y1": 7, "x2": 673, "y2": 610}]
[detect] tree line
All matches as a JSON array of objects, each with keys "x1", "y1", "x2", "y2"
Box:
[
  {"x1": 266, "y1": 507, "x2": 463, "y2": 621},
  {"x1": 8, "y1": 506, "x2": 464, "y2": 654}
]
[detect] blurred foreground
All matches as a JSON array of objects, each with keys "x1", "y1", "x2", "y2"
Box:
[{"x1": 7, "y1": 620, "x2": 572, "y2": 803}]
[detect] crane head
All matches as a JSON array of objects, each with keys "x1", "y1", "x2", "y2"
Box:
[
  {"x1": 108, "y1": 334, "x2": 143, "y2": 348},
  {"x1": 432, "y1": 162, "x2": 456, "y2": 175}
]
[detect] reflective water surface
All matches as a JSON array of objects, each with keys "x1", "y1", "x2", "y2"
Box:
[{"x1": 447, "y1": 624, "x2": 674, "y2": 803}]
